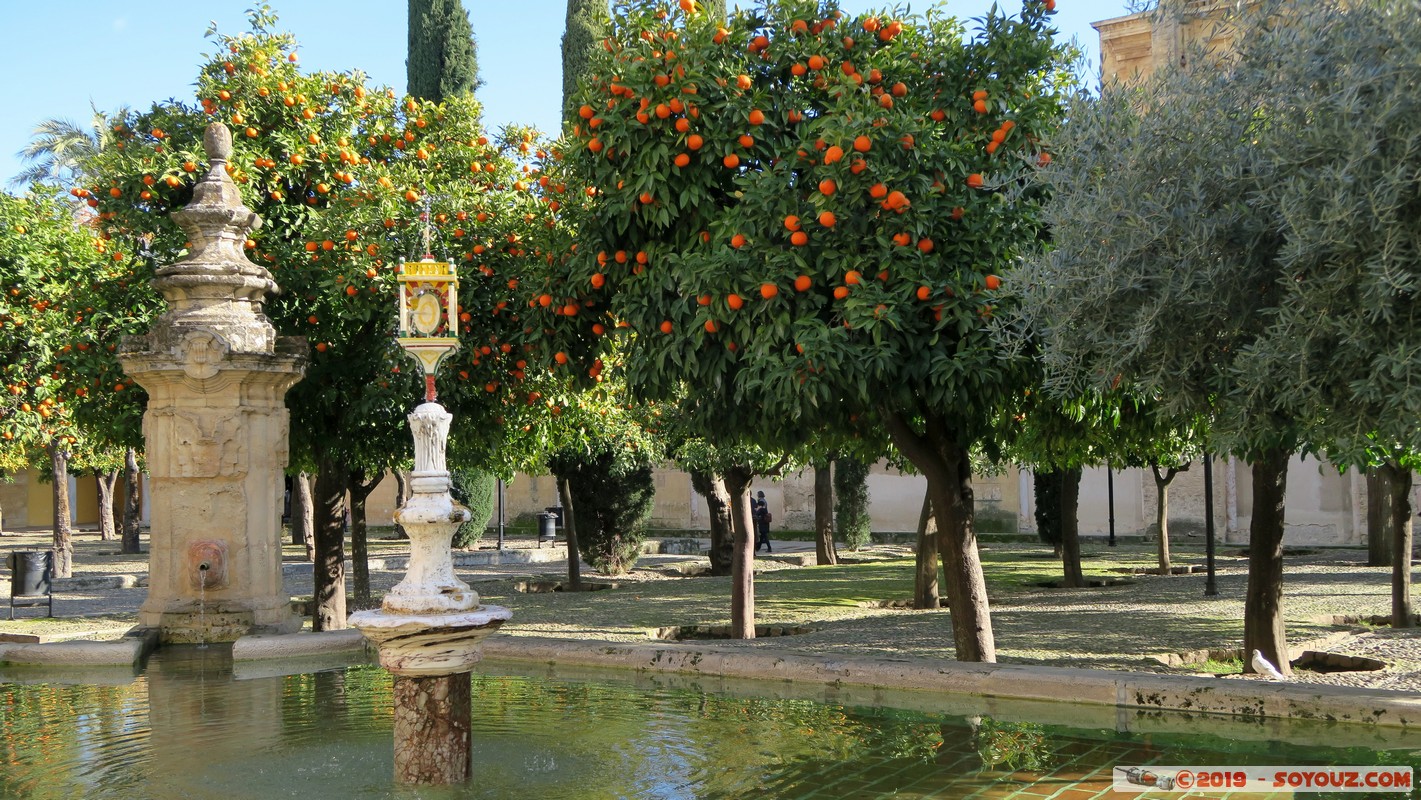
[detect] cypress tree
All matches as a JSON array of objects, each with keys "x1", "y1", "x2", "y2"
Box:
[
  {"x1": 562, "y1": 0, "x2": 608, "y2": 124},
  {"x1": 408, "y1": 0, "x2": 481, "y2": 101}
]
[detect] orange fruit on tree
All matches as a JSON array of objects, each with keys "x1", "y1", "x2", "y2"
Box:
[
  {"x1": 687, "y1": 134, "x2": 704, "y2": 150},
  {"x1": 674, "y1": 153, "x2": 691, "y2": 167},
  {"x1": 833, "y1": 286, "x2": 850, "y2": 299},
  {"x1": 640, "y1": 191, "x2": 654, "y2": 205},
  {"x1": 730, "y1": 233, "x2": 747, "y2": 248},
  {"x1": 966, "y1": 173, "x2": 984, "y2": 188},
  {"x1": 892, "y1": 232, "x2": 911, "y2": 246},
  {"x1": 698, "y1": 294, "x2": 713, "y2": 306},
  {"x1": 973, "y1": 99, "x2": 988, "y2": 113},
  {"x1": 818, "y1": 178, "x2": 836, "y2": 196},
  {"x1": 675, "y1": 117, "x2": 691, "y2": 133},
  {"x1": 808, "y1": 55, "x2": 826, "y2": 70},
  {"x1": 748, "y1": 109, "x2": 765, "y2": 125},
  {"x1": 555, "y1": 351, "x2": 569, "y2": 364},
  {"x1": 723, "y1": 153, "x2": 741, "y2": 168},
  {"x1": 591, "y1": 273, "x2": 606, "y2": 288},
  {"x1": 727, "y1": 293, "x2": 745, "y2": 310},
  {"x1": 704, "y1": 319, "x2": 718, "y2": 333},
  {"x1": 853, "y1": 135, "x2": 871, "y2": 152},
  {"x1": 739, "y1": 134, "x2": 754, "y2": 148},
  {"x1": 917, "y1": 238, "x2": 934, "y2": 253},
  {"x1": 818, "y1": 210, "x2": 836, "y2": 227},
  {"x1": 845, "y1": 270, "x2": 862, "y2": 285},
  {"x1": 916, "y1": 285, "x2": 932, "y2": 301},
  {"x1": 784, "y1": 214, "x2": 802, "y2": 231},
  {"x1": 760, "y1": 283, "x2": 779, "y2": 299},
  {"x1": 869, "y1": 183, "x2": 888, "y2": 199},
  {"x1": 984, "y1": 275, "x2": 1001, "y2": 290},
  {"x1": 823, "y1": 145, "x2": 844, "y2": 164},
  {"x1": 790, "y1": 230, "x2": 809, "y2": 246},
  {"x1": 736, "y1": 73, "x2": 753, "y2": 89},
  {"x1": 579, "y1": 104, "x2": 595, "y2": 119}
]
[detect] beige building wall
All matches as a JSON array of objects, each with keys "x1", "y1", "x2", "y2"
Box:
[{"x1": 1094, "y1": 0, "x2": 1242, "y2": 86}]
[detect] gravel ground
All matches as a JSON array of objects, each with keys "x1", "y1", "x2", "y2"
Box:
[{"x1": 2, "y1": 529, "x2": 1417, "y2": 693}]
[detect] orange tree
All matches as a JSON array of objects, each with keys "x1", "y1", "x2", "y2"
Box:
[
  {"x1": 551, "y1": 0, "x2": 1072, "y2": 658},
  {"x1": 0, "y1": 191, "x2": 130, "y2": 574},
  {"x1": 78, "y1": 9, "x2": 581, "y2": 628}
]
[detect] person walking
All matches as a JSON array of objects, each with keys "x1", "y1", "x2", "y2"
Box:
[{"x1": 752, "y1": 491, "x2": 772, "y2": 552}]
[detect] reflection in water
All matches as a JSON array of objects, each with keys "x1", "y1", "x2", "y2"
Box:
[{"x1": 0, "y1": 650, "x2": 1417, "y2": 799}]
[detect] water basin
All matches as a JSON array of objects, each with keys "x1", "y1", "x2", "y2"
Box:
[{"x1": 0, "y1": 647, "x2": 1416, "y2": 799}]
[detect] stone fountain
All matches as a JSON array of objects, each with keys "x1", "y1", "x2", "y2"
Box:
[
  {"x1": 120, "y1": 123, "x2": 306, "y2": 643},
  {"x1": 350, "y1": 251, "x2": 510, "y2": 785}
]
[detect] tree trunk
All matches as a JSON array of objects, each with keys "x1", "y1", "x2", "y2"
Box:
[
  {"x1": 1367, "y1": 467, "x2": 1394, "y2": 567},
  {"x1": 291, "y1": 472, "x2": 315, "y2": 561},
  {"x1": 723, "y1": 464, "x2": 756, "y2": 639},
  {"x1": 96, "y1": 469, "x2": 119, "y2": 542},
  {"x1": 49, "y1": 440, "x2": 73, "y2": 578},
  {"x1": 813, "y1": 460, "x2": 838, "y2": 565},
  {"x1": 558, "y1": 477, "x2": 582, "y2": 591},
  {"x1": 1058, "y1": 466, "x2": 1084, "y2": 588},
  {"x1": 690, "y1": 470, "x2": 734, "y2": 576},
  {"x1": 312, "y1": 458, "x2": 349, "y2": 631},
  {"x1": 885, "y1": 411, "x2": 994, "y2": 662},
  {"x1": 1379, "y1": 461, "x2": 1413, "y2": 628},
  {"x1": 914, "y1": 487, "x2": 940, "y2": 609},
  {"x1": 392, "y1": 673, "x2": 472, "y2": 784},
  {"x1": 1243, "y1": 449, "x2": 1292, "y2": 677},
  {"x1": 1151, "y1": 464, "x2": 1180, "y2": 573},
  {"x1": 349, "y1": 471, "x2": 380, "y2": 607},
  {"x1": 394, "y1": 469, "x2": 411, "y2": 540},
  {"x1": 121, "y1": 448, "x2": 142, "y2": 555}
]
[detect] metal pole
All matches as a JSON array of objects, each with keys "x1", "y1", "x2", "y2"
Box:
[
  {"x1": 497, "y1": 478, "x2": 505, "y2": 551},
  {"x1": 1204, "y1": 453, "x2": 1218, "y2": 596},
  {"x1": 1107, "y1": 464, "x2": 1116, "y2": 547}
]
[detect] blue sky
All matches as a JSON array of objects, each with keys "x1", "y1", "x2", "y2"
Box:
[{"x1": 0, "y1": 0, "x2": 1128, "y2": 188}]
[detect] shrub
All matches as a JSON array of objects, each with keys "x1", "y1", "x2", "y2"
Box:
[
  {"x1": 833, "y1": 457, "x2": 872, "y2": 551},
  {"x1": 449, "y1": 469, "x2": 495, "y2": 548},
  {"x1": 550, "y1": 442, "x2": 655, "y2": 575}
]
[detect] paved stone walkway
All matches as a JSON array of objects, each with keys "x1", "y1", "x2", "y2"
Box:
[{"x1": 2, "y1": 528, "x2": 1417, "y2": 693}]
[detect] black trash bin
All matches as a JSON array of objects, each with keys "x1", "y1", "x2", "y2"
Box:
[
  {"x1": 537, "y1": 512, "x2": 559, "y2": 546},
  {"x1": 7, "y1": 550, "x2": 54, "y2": 619}
]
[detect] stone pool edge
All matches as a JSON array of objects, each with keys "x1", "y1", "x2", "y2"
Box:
[{"x1": 478, "y1": 635, "x2": 1420, "y2": 729}]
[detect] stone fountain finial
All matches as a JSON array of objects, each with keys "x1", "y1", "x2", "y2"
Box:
[{"x1": 150, "y1": 122, "x2": 278, "y2": 353}]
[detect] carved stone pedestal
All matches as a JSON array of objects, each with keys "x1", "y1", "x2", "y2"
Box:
[{"x1": 119, "y1": 123, "x2": 305, "y2": 643}]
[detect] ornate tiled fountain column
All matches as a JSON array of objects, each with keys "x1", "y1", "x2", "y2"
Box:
[
  {"x1": 119, "y1": 123, "x2": 306, "y2": 643},
  {"x1": 351, "y1": 402, "x2": 511, "y2": 784},
  {"x1": 350, "y1": 250, "x2": 509, "y2": 785}
]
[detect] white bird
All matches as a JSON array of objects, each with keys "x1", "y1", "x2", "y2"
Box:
[{"x1": 1251, "y1": 649, "x2": 1287, "y2": 680}]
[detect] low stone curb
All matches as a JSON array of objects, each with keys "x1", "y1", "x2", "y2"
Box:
[
  {"x1": 478, "y1": 635, "x2": 1421, "y2": 729},
  {"x1": 0, "y1": 627, "x2": 157, "y2": 668},
  {"x1": 231, "y1": 629, "x2": 369, "y2": 661},
  {"x1": 52, "y1": 575, "x2": 141, "y2": 591},
  {"x1": 280, "y1": 548, "x2": 566, "y2": 577}
]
